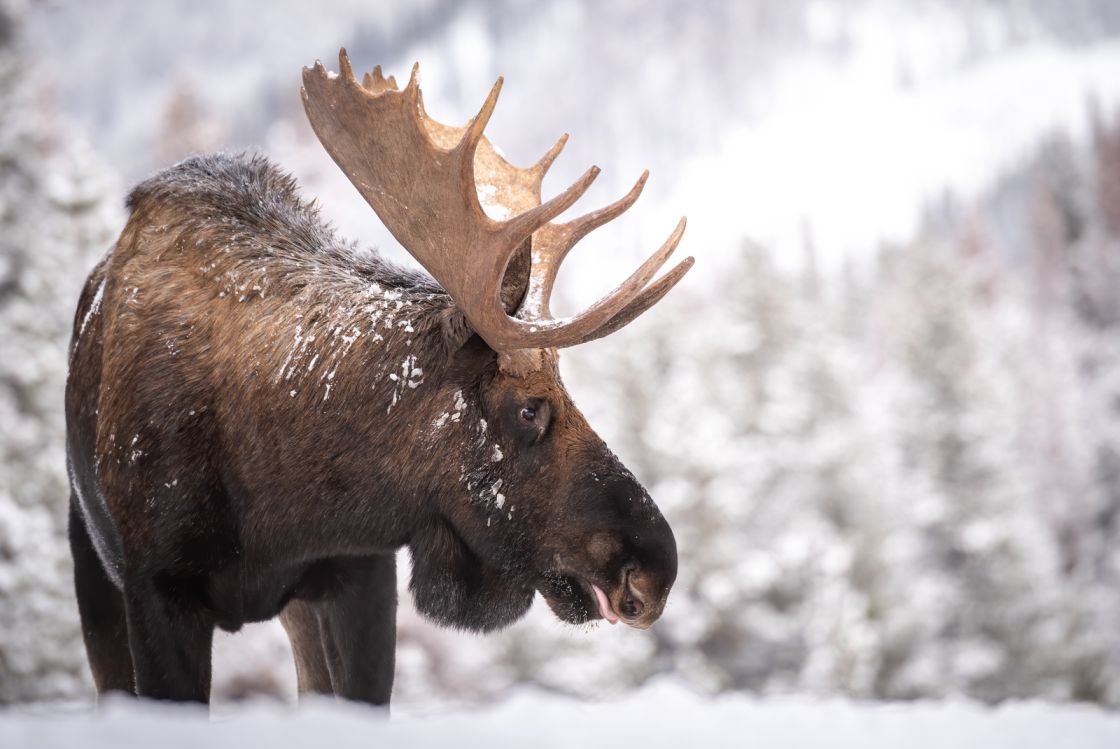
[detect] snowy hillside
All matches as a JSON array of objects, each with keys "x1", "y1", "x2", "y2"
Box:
[
  {"x1": 26, "y1": 0, "x2": 1120, "y2": 283},
  {"x1": 4, "y1": 682, "x2": 1120, "y2": 749}
]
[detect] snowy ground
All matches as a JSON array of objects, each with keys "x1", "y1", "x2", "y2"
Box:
[{"x1": 3, "y1": 682, "x2": 1119, "y2": 749}]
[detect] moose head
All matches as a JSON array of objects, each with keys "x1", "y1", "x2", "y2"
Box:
[{"x1": 300, "y1": 52, "x2": 692, "y2": 631}]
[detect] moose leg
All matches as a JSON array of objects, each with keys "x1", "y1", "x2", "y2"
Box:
[
  {"x1": 281, "y1": 554, "x2": 397, "y2": 706},
  {"x1": 122, "y1": 574, "x2": 215, "y2": 703},
  {"x1": 280, "y1": 599, "x2": 334, "y2": 696},
  {"x1": 68, "y1": 497, "x2": 135, "y2": 698},
  {"x1": 320, "y1": 553, "x2": 398, "y2": 705}
]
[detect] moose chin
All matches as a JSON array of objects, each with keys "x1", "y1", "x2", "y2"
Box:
[{"x1": 65, "y1": 49, "x2": 692, "y2": 706}]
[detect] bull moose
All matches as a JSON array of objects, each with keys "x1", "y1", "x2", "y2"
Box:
[{"x1": 65, "y1": 50, "x2": 693, "y2": 705}]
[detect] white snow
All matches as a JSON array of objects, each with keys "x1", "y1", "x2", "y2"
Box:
[
  {"x1": 77, "y1": 278, "x2": 105, "y2": 338},
  {"x1": 477, "y1": 183, "x2": 511, "y2": 221},
  {"x1": 450, "y1": 389, "x2": 466, "y2": 422},
  {"x1": 3, "y1": 683, "x2": 1119, "y2": 749}
]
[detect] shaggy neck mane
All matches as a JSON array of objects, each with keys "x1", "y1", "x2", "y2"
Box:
[{"x1": 125, "y1": 153, "x2": 467, "y2": 412}]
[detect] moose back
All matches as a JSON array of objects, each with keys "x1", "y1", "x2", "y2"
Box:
[{"x1": 65, "y1": 51, "x2": 692, "y2": 705}]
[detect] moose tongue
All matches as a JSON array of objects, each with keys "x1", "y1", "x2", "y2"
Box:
[{"x1": 591, "y1": 584, "x2": 619, "y2": 625}]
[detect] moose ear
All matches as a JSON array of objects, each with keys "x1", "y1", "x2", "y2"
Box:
[
  {"x1": 499, "y1": 240, "x2": 531, "y2": 315},
  {"x1": 437, "y1": 238, "x2": 528, "y2": 358},
  {"x1": 440, "y1": 313, "x2": 497, "y2": 379},
  {"x1": 438, "y1": 306, "x2": 475, "y2": 354}
]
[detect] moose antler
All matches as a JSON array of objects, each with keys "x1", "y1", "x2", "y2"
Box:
[{"x1": 301, "y1": 50, "x2": 693, "y2": 354}]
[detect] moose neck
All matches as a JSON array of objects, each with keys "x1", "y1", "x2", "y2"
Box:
[{"x1": 231, "y1": 264, "x2": 466, "y2": 552}]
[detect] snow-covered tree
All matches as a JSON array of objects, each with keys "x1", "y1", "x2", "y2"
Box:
[
  {"x1": 0, "y1": 0, "x2": 121, "y2": 702},
  {"x1": 155, "y1": 75, "x2": 226, "y2": 168},
  {"x1": 869, "y1": 241, "x2": 1081, "y2": 700}
]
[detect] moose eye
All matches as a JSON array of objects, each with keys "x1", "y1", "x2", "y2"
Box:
[{"x1": 513, "y1": 399, "x2": 550, "y2": 443}]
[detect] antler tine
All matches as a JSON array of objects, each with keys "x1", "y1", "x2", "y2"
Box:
[
  {"x1": 569, "y1": 170, "x2": 649, "y2": 242},
  {"x1": 474, "y1": 166, "x2": 602, "y2": 323},
  {"x1": 590, "y1": 217, "x2": 688, "y2": 318},
  {"x1": 573, "y1": 256, "x2": 695, "y2": 346},
  {"x1": 338, "y1": 49, "x2": 356, "y2": 83},
  {"x1": 454, "y1": 77, "x2": 504, "y2": 213},
  {"x1": 457, "y1": 77, "x2": 503, "y2": 157},
  {"x1": 525, "y1": 171, "x2": 649, "y2": 317},
  {"x1": 499, "y1": 217, "x2": 689, "y2": 350},
  {"x1": 362, "y1": 64, "x2": 398, "y2": 93},
  {"x1": 533, "y1": 133, "x2": 569, "y2": 176},
  {"x1": 502, "y1": 166, "x2": 600, "y2": 245}
]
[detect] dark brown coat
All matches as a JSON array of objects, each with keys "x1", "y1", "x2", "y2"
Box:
[{"x1": 66, "y1": 153, "x2": 677, "y2": 705}]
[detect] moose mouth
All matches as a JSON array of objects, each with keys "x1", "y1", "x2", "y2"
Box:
[
  {"x1": 589, "y1": 583, "x2": 620, "y2": 624},
  {"x1": 537, "y1": 571, "x2": 621, "y2": 626}
]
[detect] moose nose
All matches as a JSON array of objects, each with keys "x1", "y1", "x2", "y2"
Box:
[
  {"x1": 618, "y1": 579, "x2": 645, "y2": 621},
  {"x1": 615, "y1": 567, "x2": 668, "y2": 627}
]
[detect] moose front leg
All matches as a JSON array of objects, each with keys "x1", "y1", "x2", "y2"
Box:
[
  {"x1": 123, "y1": 575, "x2": 215, "y2": 702},
  {"x1": 282, "y1": 554, "x2": 397, "y2": 706}
]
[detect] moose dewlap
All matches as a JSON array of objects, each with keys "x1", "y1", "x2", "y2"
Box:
[{"x1": 65, "y1": 49, "x2": 692, "y2": 706}]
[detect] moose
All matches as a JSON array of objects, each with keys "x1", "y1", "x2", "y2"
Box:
[{"x1": 65, "y1": 50, "x2": 692, "y2": 706}]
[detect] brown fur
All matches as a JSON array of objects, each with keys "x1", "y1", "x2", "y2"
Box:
[{"x1": 65, "y1": 153, "x2": 677, "y2": 705}]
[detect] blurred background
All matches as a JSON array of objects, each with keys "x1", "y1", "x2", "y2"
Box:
[{"x1": 2, "y1": 0, "x2": 1120, "y2": 712}]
